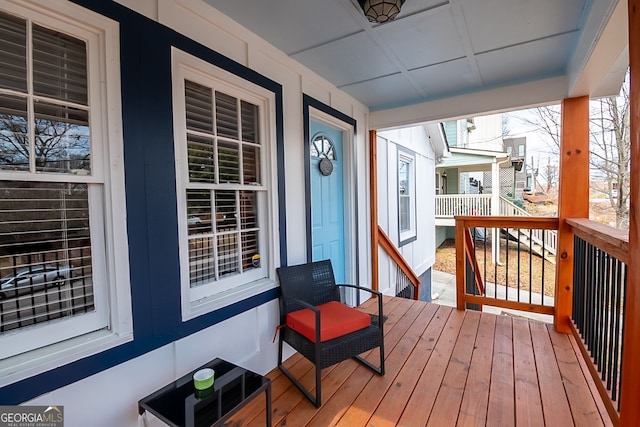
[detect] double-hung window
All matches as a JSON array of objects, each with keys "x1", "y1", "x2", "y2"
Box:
[
  {"x1": 172, "y1": 50, "x2": 275, "y2": 319},
  {"x1": 398, "y1": 151, "x2": 416, "y2": 245},
  {"x1": 0, "y1": 3, "x2": 129, "y2": 375}
]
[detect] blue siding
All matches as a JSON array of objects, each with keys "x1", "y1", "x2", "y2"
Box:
[
  {"x1": 446, "y1": 168, "x2": 459, "y2": 194},
  {"x1": 418, "y1": 268, "x2": 432, "y2": 302},
  {"x1": 436, "y1": 226, "x2": 448, "y2": 248},
  {"x1": 1, "y1": 0, "x2": 287, "y2": 404},
  {"x1": 443, "y1": 121, "x2": 458, "y2": 147}
]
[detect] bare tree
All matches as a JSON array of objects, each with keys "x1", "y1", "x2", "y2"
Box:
[
  {"x1": 0, "y1": 108, "x2": 90, "y2": 173},
  {"x1": 543, "y1": 158, "x2": 558, "y2": 193},
  {"x1": 515, "y1": 104, "x2": 562, "y2": 154},
  {"x1": 588, "y1": 86, "x2": 630, "y2": 228},
  {"x1": 512, "y1": 71, "x2": 630, "y2": 229}
]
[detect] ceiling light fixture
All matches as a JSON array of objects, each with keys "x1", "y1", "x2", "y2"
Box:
[{"x1": 358, "y1": 0, "x2": 406, "y2": 23}]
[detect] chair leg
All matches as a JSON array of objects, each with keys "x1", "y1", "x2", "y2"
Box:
[
  {"x1": 379, "y1": 332, "x2": 385, "y2": 375},
  {"x1": 353, "y1": 354, "x2": 384, "y2": 375},
  {"x1": 315, "y1": 361, "x2": 322, "y2": 408},
  {"x1": 278, "y1": 363, "x2": 321, "y2": 407},
  {"x1": 353, "y1": 342, "x2": 385, "y2": 375},
  {"x1": 277, "y1": 335, "x2": 321, "y2": 407}
]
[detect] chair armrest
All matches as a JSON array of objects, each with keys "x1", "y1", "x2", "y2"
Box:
[
  {"x1": 280, "y1": 296, "x2": 322, "y2": 343},
  {"x1": 335, "y1": 284, "x2": 384, "y2": 327},
  {"x1": 281, "y1": 296, "x2": 319, "y2": 313},
  {"x1": 336, "y1": 284, "x2": 382, "y2": 298}
]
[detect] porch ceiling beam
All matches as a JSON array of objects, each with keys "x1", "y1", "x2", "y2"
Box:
[{"x1": 370, "y1": 76, "x2": 568, "y2": 130}]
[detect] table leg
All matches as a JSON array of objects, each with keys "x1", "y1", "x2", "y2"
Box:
[{"x1": 266, "y1": 382, "x2": 272, "y2": 427}]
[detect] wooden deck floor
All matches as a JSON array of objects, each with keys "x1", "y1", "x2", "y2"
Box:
[{"x1": 229, "y1": 297, "x2": 612, "y2": 426}]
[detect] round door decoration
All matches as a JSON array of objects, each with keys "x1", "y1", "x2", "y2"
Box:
[{"x1": 319, "y1": 158, "x2": 333, "y2": 176}]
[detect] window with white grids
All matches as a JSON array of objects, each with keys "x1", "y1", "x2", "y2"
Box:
[
  {"x1": 173, "y1": 50, "x2": 274, "y2": 318},
  {"x1": 0, "y1": 3, "x2": 129, "y2": 368},
  {"x1": 398, "y1": 151, "x2": 416, "y2": 245}
]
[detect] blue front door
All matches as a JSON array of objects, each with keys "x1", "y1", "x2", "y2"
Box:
[{"x1": 310, "y1": 120, "x2": 345, "y2": 283}]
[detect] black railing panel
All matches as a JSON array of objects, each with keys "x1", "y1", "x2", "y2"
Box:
[
  {"x1": 572, "y1": 235, "x2": 627, "y2": 409},
  {"x1": 463, "y1": 226, "x2": 555, "y2": 311}
]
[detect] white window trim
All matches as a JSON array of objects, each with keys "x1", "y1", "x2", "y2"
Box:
[
  {"x1": 0, "y1": 1, "x2": 132, "y2": 387},
  {"x1": 398, "y1": 150, "x2": 416, "y2": 244},
  {"x1": 171, "y1": 49, "x2": 278, "y2": 321}
]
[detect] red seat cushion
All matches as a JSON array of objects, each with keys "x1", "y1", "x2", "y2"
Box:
[{"x1": 286, "y1": 301, "x2": 371, "y2": 343}]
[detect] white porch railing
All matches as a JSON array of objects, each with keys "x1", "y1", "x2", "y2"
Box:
[
  {"x1": 435, "y1": 194, "x2": 492, "y2": 217},
  {"x1": 434, "y1": 194, "x2": 558, "y2": 257}
]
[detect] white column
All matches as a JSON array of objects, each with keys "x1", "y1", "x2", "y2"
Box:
[{"x1": 491, "y1": 159, "x2": 500, "y2": 264}]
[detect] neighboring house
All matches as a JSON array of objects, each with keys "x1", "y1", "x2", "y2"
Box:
[
  {"x1": 376, "y1": 124, "x2": 449, "y2": 302},
  {"x1": 467, "y1": 113, "x2": 505, "y2": 152},
  {"x1": 442, "y1": 119, "x2": 471, "y2": 148},
  {"x1": 436, "y1": 115, "x2": 510, "y2": 245},
  {"x1": 503, "y1": 137, "x2": 528, "y2": 199},
  {"x1": 434, "y1": 116, "x2": 543, "y2": 264},
  {"x1": 591, "y1": 179, "x2": 619, "y2": 199},
  {"x1": 435, "y1": 147, "x2": 510, "y2": 246},
  {"x1": 441, "y1": 116, "x2": 529, "y2": 202}
]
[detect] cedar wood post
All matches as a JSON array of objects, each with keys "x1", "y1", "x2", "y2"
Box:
[
  {"x1": 620, "y1": 0, "x2": 640, "y2": 423},
  {"x1": 554, "y1": 96, "x2": 589, "y2": 334},
  {"x1": 455, "y1": 218, "x2": 466, "y2": 310},
  {"x1": 370, "y1": 130, "x2": 379, "y2": 292}
]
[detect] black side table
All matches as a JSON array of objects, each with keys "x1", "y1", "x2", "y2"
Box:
[{"x1": 138, "y1": 358, "x2": 272, "y2": 427}]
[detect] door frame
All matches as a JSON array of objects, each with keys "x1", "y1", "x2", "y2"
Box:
[{"x1": 303, "y1": 95, "x2": 357, "y2": 285}]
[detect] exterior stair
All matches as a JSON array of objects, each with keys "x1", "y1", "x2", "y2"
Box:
[{"x1": 499, "y1": 196, "x2": 557, "y2": 262}]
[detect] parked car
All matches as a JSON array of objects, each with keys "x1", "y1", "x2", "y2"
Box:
[{"x1": 0, "y1": 265, "x2": 71, "y2": 300}]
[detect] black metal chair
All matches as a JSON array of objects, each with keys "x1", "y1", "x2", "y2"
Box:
[{"x1": 276, "y1": 259, "x2": 384, "y2": 407}]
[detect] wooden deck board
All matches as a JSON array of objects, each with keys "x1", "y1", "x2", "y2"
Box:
[
  {"x1": 332, "y1": 299, "x2": 431, "y2": 426},
  {"x1": 529, "y1": 321, "x2": 574, "y2": 427},
  {"x1": 427, "y1": 310, "x2": 481, "y2": 427},
  {"x1": 512, "y1": 317, "x2": 544, "y2": 427},
  {"x1": 546, "y1": 324, "x2": 606, "y2": 426},
  {"x1": 568, "y1": 335, "x2": 615, "y2": 427},
  {"x1": 236, "y1": 298, "x2": 611, "y2": 427},
  {"x1": 397, "y1": 306, "x2": 464, "y2": 426},
  {"x1": 487, "y1": 315, "x2": 516, "y2": 427},
  {"x1": 367, "y1": 303, "x2": 441, "y2": 427},
  {"x1": 456, "y1": 313, "x2": 496, "y2": 427}
]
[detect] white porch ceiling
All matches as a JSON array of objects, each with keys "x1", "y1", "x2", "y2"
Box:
[{"x1": 203, "y1": 0, "x2": 628, "y2": 125}]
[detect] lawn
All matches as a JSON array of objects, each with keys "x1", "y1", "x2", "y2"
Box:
[{"x1": 434, "y1": 238, "x2": 557, "y2": 297}]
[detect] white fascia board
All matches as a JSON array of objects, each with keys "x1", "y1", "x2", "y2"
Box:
[
  {"x1": 436, "y1": 148, "x2": 508, "y2": 170},
  {"x1": 424, "y1": 122, "x2": 449, "y2": 158},
  {"x1": 449, "y1": 147, "x2": 509, "y2": 159},
  {"x1": 370, "y1": 76, "x2": 568, "y2": 130}
]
